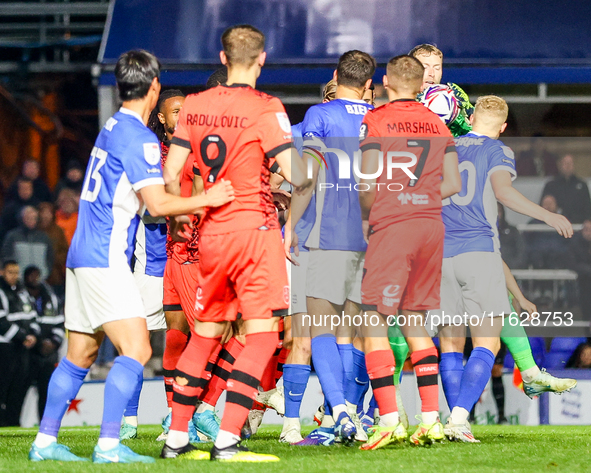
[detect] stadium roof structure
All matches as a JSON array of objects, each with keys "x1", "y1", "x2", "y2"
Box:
[{"x1": 98, "y1": 0, "x2": 591, "y2": 90}]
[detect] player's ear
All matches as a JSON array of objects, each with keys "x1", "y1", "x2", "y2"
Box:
[
  {"x1": 500, "y1": 122, "x2": 508, "y2": 133},
  {"x1": 220, "y1": 51, "x2": 228, "y2": 66},
  {"x1": 382, "y1": 75, "x2": 388, "y2": 89},
  {"x1": 364, "y1": 78, "x2": 373, "y2": 91},
  {"x1": 469, "y1": 114, "x2": 475, "y2": 126},
  {"x1": 333, "y1": 70, "x2": 338, "y2": 83},
  {"x1": 157, "y1": 112, "x2": 165, "y2": 125},
  {"x1": 258, "y1": 51, "x2": 266, "y2": 67}
]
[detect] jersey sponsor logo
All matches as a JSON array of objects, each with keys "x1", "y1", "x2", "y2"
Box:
[
  {"x1": 146, "y1": 168, "x2": 160, "y2": 174},
  {"x1": 276, "y1": 112, "x2": 292, "y2": 133},
  {"x1": 345, "y1": 104, "x2": 368, "y2": 116},
  {"x1": 501, "y1": 145, "x2": 515, "y2": 160},
  {"x1": 397, "y1": 193, "x2": 429, "y2": 205},
  {"x1": 283, "y1": 286, "x2": 290, "y2": 305},
  {"x1": 186, "y1": 113, "x2": 247, "y2": 128},
  {"x1": 359, "y1": 123, "x2": 368, "y2": 142},
  {"x1": 386, "y1": 121, "x2": 442, "y2": 134},
  {"x1": 454, "y1": 136, "x2": 485, "y2": 147},
  {"x1": 382, "y1": 285, "x2": 400, "y2": 307},
  {"x1": 143, "y1": 143, "x2": 161, "y2": 165},
  {"x1": 417, "y1": 365, "x2": 438, "y2": 374}
]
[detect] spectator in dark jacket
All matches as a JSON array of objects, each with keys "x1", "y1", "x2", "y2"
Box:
[
  {"x1": 6, "y1": 159, "x2": 52, "y2": 204},
  {"x1": 498, "y1": 203, "x2": 526, "y2": 269},
  {"x1": 23, "y1": 265, "x2": 64, "y2": 419},
  {"x1": 0, "y1": 260, "x2": 39, "y2": 426},
  {"x1": 542, "y1": 155, "x2": 591, "y2": 224},
  {"x1": 0, "y1": 177, "x2": 39, "y2": 242},
  {"x1": 516, "y1": 137, "x2": 558, "y2": 177},
  {"x1": 567, "y1": 220, "x2": 591, "y2": 321},
  {"x1": 526, "y1": 195, "x2": 570, "y2": 268},
  {"x1": 1, "y1": 206, "x2": 54, "y2": 280},
  {"x1": 53, "y1": 160, "x2": 84, "y2": 199}
]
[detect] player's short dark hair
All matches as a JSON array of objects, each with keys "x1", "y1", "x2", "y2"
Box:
[
  {"x1": 115, "y1": 50, "x2": 161, "y2": 101},
  {"x1": 409, "y1": 43, "x2": 443, "y2": 59},
  {"x1": 336, "y1": 50, "x2": 376, "y2": 89},
  {"x1": 2, "y1": 260, "x2": 18, "y2": 269},
  {"x1": 206, "y1": 68, "x2": 228, "y2": 89},
  {"x1": 147, "y1": 89, "x2": 185, "y2": 141},
  {"x1": 221, "y1": 24, "x2": 265, "y2": 67},
  {"x1": 386, "y1": 55, "x2": 425, "y2": 92}
]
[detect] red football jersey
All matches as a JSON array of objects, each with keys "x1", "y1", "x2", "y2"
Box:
[
  {"x1": 173, "y1": 84, "x2": 292, "y2": 235},
  {"x1": 360, "y1": 99, "x2": 456, "y2": 232},
  {"x1": 162, "y1": 141, "x2": 200, "y2": 264}
]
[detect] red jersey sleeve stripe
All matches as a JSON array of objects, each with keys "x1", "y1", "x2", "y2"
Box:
[
  {"x1": 171, "y1": 136, "x2": 192, "y2": 151},
  {"x1": 264, "y1": 142, "x2": 293, "y2": 159},
  {"x1": 360, "y1": 142, "x2": 381, "y2": 152}
]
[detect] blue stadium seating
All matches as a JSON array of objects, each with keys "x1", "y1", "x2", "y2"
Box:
[
  {"x1": 549, "y1": 337, "x2": 587, "y2": 354},
  {"x1": 544, "y1": 352, "x2": 572, "y2": 369}
]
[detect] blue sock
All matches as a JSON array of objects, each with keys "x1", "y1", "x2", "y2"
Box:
[
  {"x1": 39, "y1": 358, "x2": 89, "y2": 437},
  {"x1": 337, "y1": 343, "x2": 354, "y2": 403},
  {"x1": 124, "y1": 373, "x2": 143, "y2": 417},
  {"x1": 440, "y1": 352, "x2": 464, "y2": 409},
  {"x1": 100, "y1": 356, "x2": 144, "y2": 439},
  {"x1": 283, "y1": 364, "x2": 311, "y2": 418},
  {"x1": 350, "y1": 347, "x2": 369, "y2": 409},
  {"x1": 454, "y1": 347, "x2": 495, "y2": 412},
  {"x1": 311, "y1": 336, "x2": 346, "y2": 410}
]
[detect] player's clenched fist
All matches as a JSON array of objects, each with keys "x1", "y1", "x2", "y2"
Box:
[{"x1": 204, "y1": 179, "x2": 235, "y2": 207}]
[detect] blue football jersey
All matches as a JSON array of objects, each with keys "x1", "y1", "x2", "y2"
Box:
[
  {"x1": 291, "y1": 122, "x2": 315, "y2": 253},
  {"x1": 67, "y1": 108, "x2": 165, "y2": 269},
  {"x1": 133, "y1": 209, "x2": 167, "y2": 277},
  {"x1": 442, "y1": 132, "x2": 517, "y2": 257},
  {"x1": 302, "y1": 98, "x2": 373, "y2": 252}
]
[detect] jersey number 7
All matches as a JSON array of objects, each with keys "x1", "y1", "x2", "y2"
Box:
[{"x1": 407, "y1": 139, "x2": 430, "y2": 187}]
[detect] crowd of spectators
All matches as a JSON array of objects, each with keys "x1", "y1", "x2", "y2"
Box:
[{"x1": 0, "y1": 158, "x2": 82, "y2": 426}]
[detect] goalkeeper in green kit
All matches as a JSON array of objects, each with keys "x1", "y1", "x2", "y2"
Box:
[{"x1": 385, "y1": 44, "x2": 575, "y2": 428}]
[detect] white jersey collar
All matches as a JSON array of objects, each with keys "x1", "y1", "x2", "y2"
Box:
[{"x1": 119, "y1": 107, "x2": 145, "y2": 125}]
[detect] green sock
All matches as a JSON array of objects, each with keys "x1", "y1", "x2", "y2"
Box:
[
  {"x1": 388, "y1": 323, "x2": 409, "y2": 386},
  {"x1": 501, "y1": 308, "x2": 537, "y2": 372}
]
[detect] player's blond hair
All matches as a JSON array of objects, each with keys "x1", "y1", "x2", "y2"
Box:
[
  {"x1": 323, "y1": 79, "x2": 337, "y2": 102},
  {"x1": 473, "y1": 95, "x2": 509, "y2": 127},
  {"x1": 409, "y1": 44, "x2": 443, "y2": 59},
  {"x1": 221, "y1": 24, "x2": 265, "y2": 67},
  {"x1": 386, "y1": 55, "x2": 424, "y2": 93}
]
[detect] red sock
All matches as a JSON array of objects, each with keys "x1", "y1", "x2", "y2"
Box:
[
  {"x1": 260, "y1": 338, "x2": 283, "y2": 391},
  {"x1": 170, "y1": 334, "x2": 221, "y2": 432},
  {"x1": 275, "y1": 347, "x2": 290, "y2": 383},
  {"x1": 365, "y1": 349, "x2": 398, "y2": 416},
  {"x1": 201, "y1": 336, "x2": 244, "y2": 407},
  {"x1": 220, "y1": 332, "x2": 279, "y2": 436},
  {"x1": 411, "y1": 346, "x2": 439, "y2": 413},
  {"x1": 163, "y1": 329, "x2": 189, "y2": 408}
]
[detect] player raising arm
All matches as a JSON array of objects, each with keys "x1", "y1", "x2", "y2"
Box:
[{"x1": 29, "y1": 50, "x2": 233, "y2": 464}]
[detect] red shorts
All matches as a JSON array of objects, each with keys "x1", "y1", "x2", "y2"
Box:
[
  {"x1": 196, "y1": 228, "x2": 289, "y2": 322},
  {"x1": 362, "y1": 218, "x2": 443, "y2": 314},
  {"x1": 162, "y1": 258, "x2": 200, "y2": 327}
]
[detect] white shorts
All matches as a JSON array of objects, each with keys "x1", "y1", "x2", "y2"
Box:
[
  {"x1": 289, "y1": 251, "x2": 310, "y2": 315},
  {"x1": 65, "y1": 267, "x2": 146, "y2": 334},
  {"x1": 306, "y1": 249, "x2": 364, "y2": 306},
  {"x1": 429, "y1": 252, "x2": 510, "y2": 327},
  {"x1": 133, "y1": 271, "x2": 166, "y2": 331}
]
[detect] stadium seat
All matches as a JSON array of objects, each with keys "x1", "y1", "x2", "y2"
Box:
[
  {"x1": 529, "y1": 337, "x2": 546, "y2": 367},
  {"x1": 544, "y1": 352, "x2": 571, "y2": 369},
  {"x1": 549, "y1": 337, "x2": 587, "y2": 354}
]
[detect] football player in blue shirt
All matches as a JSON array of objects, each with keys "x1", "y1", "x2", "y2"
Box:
[
  {"x1": 288, "y1": 51, "x2": 375, "y2": 446},
  {"x1": 29, "y1": 50, "x2": 234, "y2": 463},
  {"x1": 437, "y1": 96, "x2": 572, "y2": 442}
]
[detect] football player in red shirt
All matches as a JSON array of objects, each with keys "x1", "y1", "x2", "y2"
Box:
[
  {"x1": 160, "y1": 25, "x2": 309, "y2": 462},
  {"x1": 358, "y1": 55, "x2": 460, "y2": 450}
]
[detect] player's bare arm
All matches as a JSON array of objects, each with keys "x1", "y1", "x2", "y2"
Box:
[
  {"x1": 283, "y1": 154, "x2": 319, "y2": 262},
  {"x1": 491, "y1": 170, "x2": 573, "y2": 238},
  {"x1": 440, "y1": 150, "x2": 461, "y2": 199},
  {"x1": 139, "y1": 180, "x2": 234, "y2": 218},
  {"x1": 163, "y1": 143, "x2": 191, "y2": 196},
  {"x1": 274, "y1": 147, "x2": 310, "y2": 189},
  {"x1": 502, "y1": 259, "x2": 537, "y2": 316}
]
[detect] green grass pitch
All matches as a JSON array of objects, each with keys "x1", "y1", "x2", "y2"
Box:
[{"x1": 3, "y1": 425, "x2": 591, "y2": 472}]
